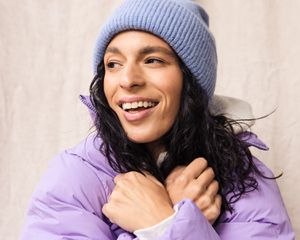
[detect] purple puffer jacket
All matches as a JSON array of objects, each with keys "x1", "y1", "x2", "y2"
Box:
[{"x1": 20, "y1": 97, "x2": 295, "y2": 240}]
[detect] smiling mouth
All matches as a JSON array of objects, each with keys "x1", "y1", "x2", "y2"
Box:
[{"x1": 120, "y1": 101, "x2": 159, "y2": 112}]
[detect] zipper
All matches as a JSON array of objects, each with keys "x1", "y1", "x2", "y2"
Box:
[{"x1": 79, "y1": 95, "x2": 97, "y2": 113}]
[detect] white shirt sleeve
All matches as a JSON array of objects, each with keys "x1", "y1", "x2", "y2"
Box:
[{"x1": 133, "y1": 204, "x2": 179, "y2": 240}]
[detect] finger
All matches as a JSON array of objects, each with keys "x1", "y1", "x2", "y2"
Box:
[
  {"x1": 181, "y1": 158, "x2": 208, "y2": 179},
  {"x1": 114, "y1": 175, "x2": 132, "y2": 191},
  {"x1": 102, "y1": 203, "x2": 115, "y2": 223},
  {"x1": 200, "y1": 194, "x2": 221, "y2": 213},
  {"x1": 114, "y1": 173, "x2": 125, "y2": 184},
  {"x1": 195, "y1": 195, "x2": 213, "y2": 211},
  {"x1": 202, "y1": 208, "x2": 219, "y2": 225},
  {"x1": 201, "y1": 194, "x2": 222, "y2": 224},
  {"x1": 102, "y1": 203, "x2": 108, "y2": 216},
  {"x1": 215, "y1": 194, "x2": 222, "y2": 209},
  {"x1": 194, "y1": 180, "x2": 219, "y2": 209},
  {"x1": 205, "y1": 180, "x2": 219, "y2": 197},
  {"x1": 195, "y1": 167, "x2": 215, "y2": 188}
]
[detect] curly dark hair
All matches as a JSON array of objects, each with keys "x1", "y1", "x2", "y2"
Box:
[{"x1": 90, "y1": 59, "x2": 266, "y2": 214}]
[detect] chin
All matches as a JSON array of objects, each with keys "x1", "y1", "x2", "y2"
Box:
[
  {"x1": 125, "y1": 130, "x2": 163, "y2": 144},
  {"x1": 127, "y1": 134, "x2": 158, "y2": 144}
]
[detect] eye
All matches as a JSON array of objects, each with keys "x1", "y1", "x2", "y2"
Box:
[
  {"x1": 106, "y1": 61, "x2": 121, "y2": 69},
  {"x1": 145, "y1": 58, "x2": 165, "y2": 64}
]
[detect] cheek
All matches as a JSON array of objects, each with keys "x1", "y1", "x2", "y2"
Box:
[{"x1": 156, "y1": 73, "x2": 183, "y2": 130}]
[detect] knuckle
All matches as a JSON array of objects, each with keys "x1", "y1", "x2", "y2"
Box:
[
  {"x1": 126, "y1": 171, "x2": 137, "y2": 178},
  {"x1": 198, "y1": 184, "x2": 205, "y2": 194},
  {"x1": 204, "y1": 211, "x2": 213, "y2": 221},
  {"x1": 189, "y1": 185, "x2": 201, "y2": 197},
  {"x1": 114, "y1": 178, "x2": 125, "y2": 188},
  {"x1": 211, "y1": 204, "x2": 221, "y2": 216},
  {"x1": 205, "y1": 212, "x2": 216, "y2": 222},
  {"x1": 102, "y1": 203, "x2": 111, "y2": 215},
  {"x1": 176, "y1": 174, "x2": 189, "y2": 185},
  {"x1": 124, "y1": 171, "x2": 140, "y2": 181},
  {"x1": 205, "y1": 206, "x2": 220, "y2": 220},
  {"x1": 209, "y1": 181, "x2": 219, "y2": 194},
  {"x1": 102, "y1": 204, "x2": 116, "y2": 223},
  {"x1": 216, "y1": 194, "x2": 222, "y2": 205},
  {"x1": 199, "y1": 195, "x2": 212, "y2": 208},
  {"x1": 114, "y1": 174, "x2": 122, "y2": 183}
]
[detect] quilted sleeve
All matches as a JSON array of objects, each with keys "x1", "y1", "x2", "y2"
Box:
[{"x1": 20, "y1": 151, "x2": 116, "y2": 240}]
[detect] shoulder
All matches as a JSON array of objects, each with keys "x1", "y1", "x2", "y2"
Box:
[
  {"x1": 217, "y1": 132, "x2": 293, "y2": 235},
  {"x1": 220, "y1": 158, "x2": 284, "y2": 222},
  {"x1": 31, "y1": 134, "x2": 118, "y2": 217},
  {"x1": 21, "y1": 139, "x2": 122, "y2": 239},
  {"x1": 216, "y1": 157, "x2": 294, "y2": 237}
]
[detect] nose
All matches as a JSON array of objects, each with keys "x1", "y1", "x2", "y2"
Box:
[{"x1": 119, "y1": 64, "x2": 145, "y2": 90}]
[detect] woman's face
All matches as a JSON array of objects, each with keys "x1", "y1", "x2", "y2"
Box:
[{"x1": 103, "y1": 31, "x2": 183, "y2": 147}]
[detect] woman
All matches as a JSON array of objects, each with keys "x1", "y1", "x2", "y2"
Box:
[{"x1": 21, "y1": 0, "x2": 295, "y2": 239}]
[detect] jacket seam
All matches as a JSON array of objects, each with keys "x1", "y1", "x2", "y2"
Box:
[{"x1": 68, "y1": 152, "x2": 111, "y2": 203}]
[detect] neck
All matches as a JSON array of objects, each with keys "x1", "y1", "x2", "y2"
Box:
[{"x1": 146, "y1": 141, "x2": 166, "y2": 161}]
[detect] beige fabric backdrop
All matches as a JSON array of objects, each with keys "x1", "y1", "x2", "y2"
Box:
[{"x1": 0, "y1": 0, "x2": 299, "y2": 239}]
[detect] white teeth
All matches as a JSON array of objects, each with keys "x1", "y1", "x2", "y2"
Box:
[
  {"x1": 121, "y1": 101, "x2": 157, "y2": 110},
  {"x1": 122, "y1": 103, "x2": 131, "y2": 110},
  {"x1": 132, "y1": 102, "x2": 138, "y2": 108}
]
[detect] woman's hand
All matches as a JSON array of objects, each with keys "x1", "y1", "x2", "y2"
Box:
[
  {"x1": 102, "y1": 171, "x2": 174, "y2": 232},
  {"x1": 165, "y1": 158, "x2": 222, "y2": 224}
]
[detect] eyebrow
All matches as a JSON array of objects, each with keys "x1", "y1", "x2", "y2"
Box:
[
  {"x1": 105, "y1": 46, "x2": 176, "y2": 58},
  {"x1": 139, "y1": 46, "x2": 176, "y2": 58}
]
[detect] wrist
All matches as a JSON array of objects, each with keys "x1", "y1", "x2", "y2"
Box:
[
  {"x1": 138, "y1": 207, "x2": 175, "y2": 230},
  {"x1": 134, "y1": 205, "x2": 179, "y2": 239}
]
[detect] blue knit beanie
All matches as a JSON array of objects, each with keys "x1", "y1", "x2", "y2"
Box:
[{"x1": 93, "y1": 0, "x2": 217, "y2": 98}]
